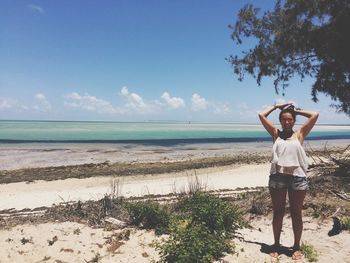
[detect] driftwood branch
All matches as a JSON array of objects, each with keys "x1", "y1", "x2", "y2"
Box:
[
  {"x1": 329, "y1": 208, "x2": 341, "y2": 218},
  {"x1": 308, "y1": 143, "x2": 350, "y2": 177}
]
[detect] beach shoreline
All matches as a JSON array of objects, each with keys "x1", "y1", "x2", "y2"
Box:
[
  {"x1": 0, "y1": 139, "x2": 347, "y2": 210},
  {"x1": 0, "y1": 139, "x2": 348, "y2": 171}
]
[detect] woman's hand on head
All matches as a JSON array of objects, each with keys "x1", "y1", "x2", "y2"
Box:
[{"x1": 275, "y1": 102, "x2": 293, "y2": 110}]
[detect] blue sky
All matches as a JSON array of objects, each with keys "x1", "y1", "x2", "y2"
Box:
[{"x1": 0, "y1": 1, "x2": 348, "y2": 124}]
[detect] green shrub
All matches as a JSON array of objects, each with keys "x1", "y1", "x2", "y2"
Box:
[
  {"x1": 176, "y1": 191, "x2": 246, "y2": 236},
  {"x1": 125, "y1": 192, "x2": 246, "y2": 262},
  {"x1": 125, "y1": 201, "x2": 171, "y2": 235},
  {"x1": 158, "y1": 222, "x2": 233, "y2": 263},
  {"x1": 301, "y1": 243, "x2": 318, "y2": 262},
  {"x1": 305, "y1": 203, "x2": 334, "y2": 219},
  {"x1": 340, "y1": 216, "x2": 350, "y2": 231}
]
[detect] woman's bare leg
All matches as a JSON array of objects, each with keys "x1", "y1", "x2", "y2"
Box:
[
  {"x1": 269, "y1": 188, "x2": 287, "y2": 256},
  {"x1": 288, "y1": 189, "x2": 306, "y2": 260}
]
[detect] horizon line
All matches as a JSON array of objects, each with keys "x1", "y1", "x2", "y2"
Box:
[{"x1": 0, "y1": 119, "x2": 349, "y2": 126}]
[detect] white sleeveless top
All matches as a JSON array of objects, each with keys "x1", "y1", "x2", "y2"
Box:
[{"x1": 270, "y1": 137, "x2": 308, "y2": 177}]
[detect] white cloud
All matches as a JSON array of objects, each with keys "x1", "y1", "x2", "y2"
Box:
[
  {"x1": 34, "y1": 93, "x2": 51, "y2": 112},
  {"x1": 64, "y1": 88, "x2": 162, "y2": 116},
  {"x1": 120, "y1": 86, "x2": 129, "y2": 96},
  {"x1": 161, "y1": 92, "x2": 185, "y2": 109},
  {"x1": 191, "y1": 93, "x2": 208, "y2": 111},
  {"x1": 28, "y1": 4, "x2": 45, "y2": 14},
  {"x1": 64, "y1": 92, "x2": 121, "y2": 114},
  {"x1": 213, "y1": 103, "x2": 231, "y2": 114},
  {"x1": 120, "y1": 87, "x2": 161, "y2": 113},
  {"x1": 0, "y1": 98, "x2": 13, "y2": 110},
  {"x1": 0, "y1": 98, "x2": 28, "y2": 111}
]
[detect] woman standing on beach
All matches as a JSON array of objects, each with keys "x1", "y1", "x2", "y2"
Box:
[{"x1": 258, "y1": 102, "x2": 319, "y2": 260}]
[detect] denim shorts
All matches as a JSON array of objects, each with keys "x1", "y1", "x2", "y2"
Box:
[{"x1": 269, "y1": 173, "x2": 309, "y2": 191}]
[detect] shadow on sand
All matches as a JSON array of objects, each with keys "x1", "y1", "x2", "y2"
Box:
[{"x1": 244, "y1": 240, "x2": 294, "y2": 257}]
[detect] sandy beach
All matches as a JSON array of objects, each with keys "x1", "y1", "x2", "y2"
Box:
[
  {"x1": 0, "y1": 139, "x2": 349, "y2": 262},
  {"x1": 0, "y1": 163, "x2": 271, "y2": 210},
  {"x1": 0, "y1": 217, "x2": 349, "y2": 263}
]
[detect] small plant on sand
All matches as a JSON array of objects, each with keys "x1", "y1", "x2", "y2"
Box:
[
  {"x1": 110, "y1": 176, "x2": 123, "y2": 200},
  {"x1": 306, "y1": 205, "x2": 331, "y2": 219},
  {"x1": 73, "y1": 228, "x2": 81, "y2": 235},
  {"x1": 186, "y1": 173, "x2": 206, "y2": 195},
  {"x1": 47, "y1": 236, "x2": 58, "y2": 246},
  {"x1": 158, "y1": 191, "x2": 246, "y2": 263},
  {"x1": 301, "y1": 243, "x2": 318, "y2": 262},
  {"x1": 173, "y1": 173, "x2": 206, "y2": 197},
  {"x1": 175, "y1": 191, "x2": 246, "y2": 235},
  {"x1": 158, "y1": 221, "x2": 233, "y2": 263},
  {"x1": 125, "y1": 201, "x2": 171, "y2": 235},
  {"x1": 86, "y1": 252, "x2": 101, "y2": 263},
  {"x1": 340, "y1": 216, "x2": 350, "y2": 231},
  {"x1": 122, "y1": 177, "x2": 245, "y2": 263},
  {"x1": 20, "y1": 237, "x2": 33, "y2": 245}
]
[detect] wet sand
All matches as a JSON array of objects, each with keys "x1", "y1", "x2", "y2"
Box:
[{"x1": 0, "y1": 139, "x2": 347, "y2": 170}]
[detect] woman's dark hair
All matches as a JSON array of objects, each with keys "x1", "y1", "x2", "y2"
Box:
[{"x1": 279, "y1": 105, "x2": 296, "y2": 122}]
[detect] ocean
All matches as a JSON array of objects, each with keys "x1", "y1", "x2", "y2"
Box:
[{"x1": 0, "y1": 120, "x2": 350, "y2": 145}]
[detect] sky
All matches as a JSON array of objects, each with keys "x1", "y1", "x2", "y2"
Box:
[{"x1": 0, "y1": 0, "x2": 348, "y2": 124}]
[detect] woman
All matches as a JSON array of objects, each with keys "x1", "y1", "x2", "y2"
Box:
[{"x1": 258, "y1": 102, "x2": 319, "y2": 260}]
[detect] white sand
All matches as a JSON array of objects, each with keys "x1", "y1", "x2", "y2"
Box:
[
  {"x1": 0, "y1": 164, "x2": 270, "y2": 210},
  {"x1": 227, "y1": 216, "x2": 350, "y2": 263},
  {"x1": 0, "y1": 217, "x2": 349, "y2": 263},
  {"x1": 0, "y1": 222, "x2": 162, "y2": 263}
]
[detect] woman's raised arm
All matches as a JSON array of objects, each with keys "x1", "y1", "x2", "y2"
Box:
[{"x1": 295, "y1": 109, "x2": 319, "y2": 143}]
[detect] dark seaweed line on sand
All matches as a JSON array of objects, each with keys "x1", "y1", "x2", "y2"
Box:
[{"x1": 0, "y1": 154, "x2": 271, "y2": 184}]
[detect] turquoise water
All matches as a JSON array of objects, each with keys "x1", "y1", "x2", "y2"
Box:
[{"x1": 0, "y1": 120, "x2": 349, "y2": 142}]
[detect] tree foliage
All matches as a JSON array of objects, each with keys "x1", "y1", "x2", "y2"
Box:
[{"x1": 228, "y1": 0, "x2": 350, "y2": 116}]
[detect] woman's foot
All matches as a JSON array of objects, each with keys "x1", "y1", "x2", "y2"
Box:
[
  {"x1": 292, "y1": 246, "x2": 303, "y2": 260},
  {"x1": 269, "y1": 244, "x2": 281, "y2": 259}
]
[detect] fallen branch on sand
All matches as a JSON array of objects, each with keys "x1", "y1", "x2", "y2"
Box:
[
  {"x1": 327, "y1": 190, "x2": 350, "y2": 201},
  {"x1": 307, "y1": 144, "x2": 350, "y2": 177}
]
